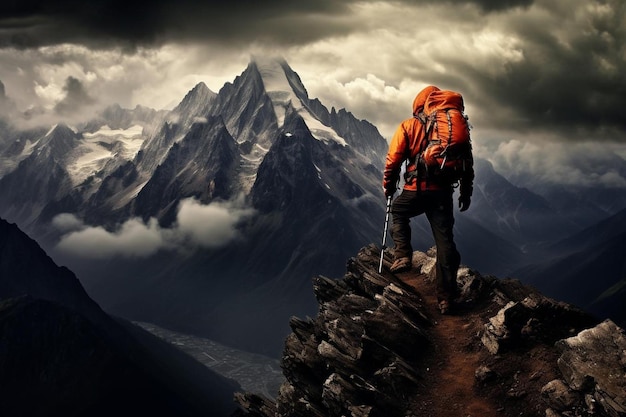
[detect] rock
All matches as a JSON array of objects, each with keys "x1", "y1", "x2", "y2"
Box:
[
  {"x1": 475, "y1": 365, "x2": 497, "y2": 383},
  {"x1": 541, "y1": 379, "x2": 580, "y2": 411},
  {"x1": 545, "y1": 408, "x2": 561, "y2": 417},
  {"x1": 234, "y1": 246, "x2": 622, "y2": 417},
  {"x1": 232, "y1": 393, "x2": 278, "y2": 417},
  {"x1": 412, "y1": 250, "x2": 436, "y2": 276},
  {"x1": 555, "y1": 319, "x2": 626, "y2": 417},
  {"x1": 481, "y1": 290, "x2": 598, "y2": 354},
  {"x1": 457, "y1": 267, "x2": 495, "y2": 303},
  {"x1": 482, "y1": 301, "x2": 517, "y2": 354},
  {"x1": 245, "y1": 245, "x2": 432, "y2": 417}
]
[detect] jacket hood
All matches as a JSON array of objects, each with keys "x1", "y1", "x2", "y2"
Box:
[{"x1": 412, "y1": 85, "x2": 440, "y2": 115}]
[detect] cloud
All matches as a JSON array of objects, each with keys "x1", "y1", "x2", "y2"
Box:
[
  {"x1": 482, "y1": 138, "x2": 626, "y2": 188},
  {"x1": 0, "y1": 0, "x2": 537, "y2": 51},
  {"x1": 55, "y1": 217, "x2": 166, "y2": 259},
  {"x1": 53, "y1": 75, "x2": 96, "y2": 115},
  {"x1": 1, "y1": 0, "x2": 625, "y2": 145},
  {"x1": 282, "y1": 0, "x2": 626, "y2": 142},
  {"x1": 51, "y1": 213, "x2": 86, "y2": 233},
  {"x1": 0, "y1": 1, "x2": 354, "y2": 49},
  {"x1": 459, "y1": 0, "x2": 626, "y2": 140},
  {"x1": 453, "y1": 0, "x2": 534, "y2": 11},
  {"x1": 175, "y1": 198, "x2": 255, "y2": 248},
  {"x1": 0, "y1": 44, "x2": 249, "y2": 127},
  {"x1": 53, "y1": 198, "x2": 255, "y2": 259}
]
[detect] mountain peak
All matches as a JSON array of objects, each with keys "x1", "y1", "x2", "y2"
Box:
[
  {"x1": 39, "y1": 123, "x2": 79, "y2": 159},
  {"x1": 248, "y1": 56, "x2": 304, "y2": 99},
  {"x1": 46, "y1": 122, "x2": 75, "y2": 136},
  {"x1": 248, "y1": 57, "x2": 303, "y2": 126},
  {"x1": 188, "y1": 81, "x2": 213, "y2": 98},
  {"x1": 245, "y1": 57, "x2": 352, "y2": 149},
  {"x1": 234, "y1": 245, "x2": 625, "y2": 417},
  {"x1": 167, "y1": 81, "x2": 217, "y2": 130},
  {"x1": 250, "y1": 54, "x2": 288, "y2": 69}
]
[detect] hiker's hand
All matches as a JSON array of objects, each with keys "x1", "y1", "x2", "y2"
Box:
[
  {"x1": 458, "y1": 195, "x2": 471, "y2": 212},
  {"x1": 383, "y1": 185, "x2": 395, "y2": 198}
]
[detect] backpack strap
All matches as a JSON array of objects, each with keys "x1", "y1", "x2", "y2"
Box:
[
  {"x1": 438, "y1": 110, "x2": 454, "y2": 170},
  {"x1": 404, "y1": 113, "x2": 433, "y2": 185}
]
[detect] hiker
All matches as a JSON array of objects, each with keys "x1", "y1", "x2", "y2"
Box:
[{"x1": 382, "y1": 85, "x2": 474, "y2": 314}]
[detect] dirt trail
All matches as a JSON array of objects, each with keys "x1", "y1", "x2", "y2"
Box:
[{"x1": 399, "y1": 272, "x2": 500, "y2": 417}]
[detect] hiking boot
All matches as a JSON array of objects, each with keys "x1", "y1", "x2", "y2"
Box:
[{"x1": 389, "y1": 257, "x2": 412, "y2": 273}]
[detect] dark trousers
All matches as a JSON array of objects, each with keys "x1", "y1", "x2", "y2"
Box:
[{"x1": 391, "y1": 189, "x2": 461, "y2": 302}]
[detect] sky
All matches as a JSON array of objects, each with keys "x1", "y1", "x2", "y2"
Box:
[{"x1": 1, "y1": 0, "x2": 625, "y2": 188}]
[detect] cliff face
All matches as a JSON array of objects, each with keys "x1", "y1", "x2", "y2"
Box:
[{"x1": 234, "y1": 245, "x2": 626, "y2": 417}]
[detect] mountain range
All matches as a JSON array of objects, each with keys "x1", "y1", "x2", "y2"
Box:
[{"x1": 0, "y1": 57, "x2": 624, "y2": 356}]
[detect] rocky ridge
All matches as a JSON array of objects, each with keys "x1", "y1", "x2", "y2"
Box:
[{"x1": 234, "y1": 245, "x2": 625, "y2": 417}]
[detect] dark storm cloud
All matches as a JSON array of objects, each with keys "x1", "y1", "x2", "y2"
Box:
[
  {"x1": 2, "y1": 0, "x2": 624, "y2": 144},
  {"x1": 517, "y1": 9, "x2": 624, "y2": 138},
  {"x1": 0, "y1": 0, "x2": 539, "y2": 49},
  {"x1": 54, "y1": 76, "x2": 95, "y2": 115},
  {"x1": 468, "y1": 0, "x2": 534, "y2": 11},
  {"x1": 413, "y1": 0, "x2": 534, "y2": 12},
  {"x1": 452, "y1": 1, "x2": 626, "y2": 141},
  {"x1": 0, "y1": 0, "x2": 353, "y2": 48}
]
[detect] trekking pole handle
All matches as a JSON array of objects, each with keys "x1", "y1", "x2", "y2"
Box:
[{"x1": 378, "y1": 196, "x2": 393, "y2": 274}]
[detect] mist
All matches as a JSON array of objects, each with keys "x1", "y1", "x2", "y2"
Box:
[
  {"x1": 53, "y1": 198, "x2": 255, "y2": 259},
  {"x1": 479, "y1": 138, "x2": 626, "y2": 189}
]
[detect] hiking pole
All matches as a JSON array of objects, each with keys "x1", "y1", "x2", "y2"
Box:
[{"x1": 378, "y1": 196, "x2": 392, "y2": 274}]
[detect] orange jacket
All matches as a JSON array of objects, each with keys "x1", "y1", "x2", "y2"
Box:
[{"x1": 383, "y1": 85, "x2": 441, "y2": 193}]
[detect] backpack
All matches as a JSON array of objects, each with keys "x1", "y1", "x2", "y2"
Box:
[{"x1": 413, "y1": 89, "x2": 473, "y2": 182}]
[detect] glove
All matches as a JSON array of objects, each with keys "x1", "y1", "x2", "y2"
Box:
[
  {"x1": 383, "y1": 184, "x2": 396, "y2": 198},
  {"x1": 458, "y1": 195, "x2": 471, "y2": 212}
]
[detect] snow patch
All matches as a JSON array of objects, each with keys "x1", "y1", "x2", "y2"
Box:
[
  {"x1": 67, "y1": 124, "x2": 146, "y2": 185},
  {"x1": 45, "y1": 124, "x2": 58, "y2": 137},
  {"x1": 83, "y1": 124, "x2": 144, "y2": 140},
  {"x1": 68, "y1": 142, "x2": 115, "y2": 185},
  {"x1": 0, "y1": 139, "x2": 39, "y2": 177},
  {"x1": 256, "y1": 59, "x2": 347, "y2": 147},
  {"x1": 255, "y1": 143, "x2": 269, "y2": 153},
  {"x1": 21, "y1": 139, "x2": 37, "y2": 156},
  {"x1": 193, "y1": 116, "x2": 208, "y2": 124}
]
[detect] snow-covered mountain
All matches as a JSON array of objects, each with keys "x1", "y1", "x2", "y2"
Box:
[
  {"x1": 1, "y1": 59, "x2": 624, "y2": 356},
  {"x1": 0, "y1": 58, "x2": 391, "y2": 355}
]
